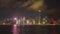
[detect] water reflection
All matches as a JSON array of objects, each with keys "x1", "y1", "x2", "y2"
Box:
[{"x1": 13, "y1": 24, "x2": 19, "y2": 34}]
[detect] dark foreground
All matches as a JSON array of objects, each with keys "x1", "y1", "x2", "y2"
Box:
[{"x1": 0, "y1": 25, "x2": 60, "y2": 34}]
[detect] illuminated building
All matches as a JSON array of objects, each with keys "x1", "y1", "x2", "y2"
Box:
[{"x1": 32, "y1": 19, "x2": 36, "y2": 25}]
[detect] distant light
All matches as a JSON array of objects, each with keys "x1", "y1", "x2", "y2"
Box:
[
  {"x1": 14, "y1": 18, "x2": 17, "y2": 20},
  {"x1": 16, "y1": 21, "x2": 19, "y2": 24},
  {"x1": 27, "y1": 20, "x2": 30, "y2": 24},
  {"x1": 38, "y1": 10, "x2": 41, "y2": 12},
  {"x1": 33, "y1": 20, "x2": 35, "y2": 24},
  {"x1": 3, "y1": 23, "x2": 5, "y2": 25},
  {"x1": 38, "y1": 23, "x2": 41, "y2": 25},
  {"x1": 45, "y1": 20, "x2": 47, "y2": 22},
  {"x1": 43, "y1": 18, "x2": 45, "y2": 20},
  {"x1": 13, "y1": 24, "x2": 17, "y2": 27},
  {"x1": 43, "y1": 22, "x2": 45, "y2": 24}
]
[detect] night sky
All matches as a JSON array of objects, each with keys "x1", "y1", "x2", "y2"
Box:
[
  {"x1": 0, "y1": 0, "x2": 60, "y2": 19},
  {"x1": 0, "y1": 7, "x2": 38, "y2": 18},
  {"x1": 44, "y1": 0, "x2": 60, "y2": 19}
]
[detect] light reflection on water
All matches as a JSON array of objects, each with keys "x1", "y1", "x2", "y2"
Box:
[
  {"x1": 11, "y1": 25, "x2": 60, "y2": 34},
  {"x1": 12, "y1": 24, "x2": 19, "y2": 34}
]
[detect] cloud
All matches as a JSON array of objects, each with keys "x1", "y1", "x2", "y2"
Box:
[
  {"x1": 21, "y1": 0, "x2": 44, "y2": 10},
  {"x1": 0, "y1": 0, "x2": 44, "y2": 11},
  {"x1": 28, "y1": 0, "x2": 44, "y2": 10}
]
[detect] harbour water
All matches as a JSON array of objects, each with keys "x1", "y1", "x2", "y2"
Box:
[{"x1": 0, "y1": 25, "x2": 60, "y2": 34}]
